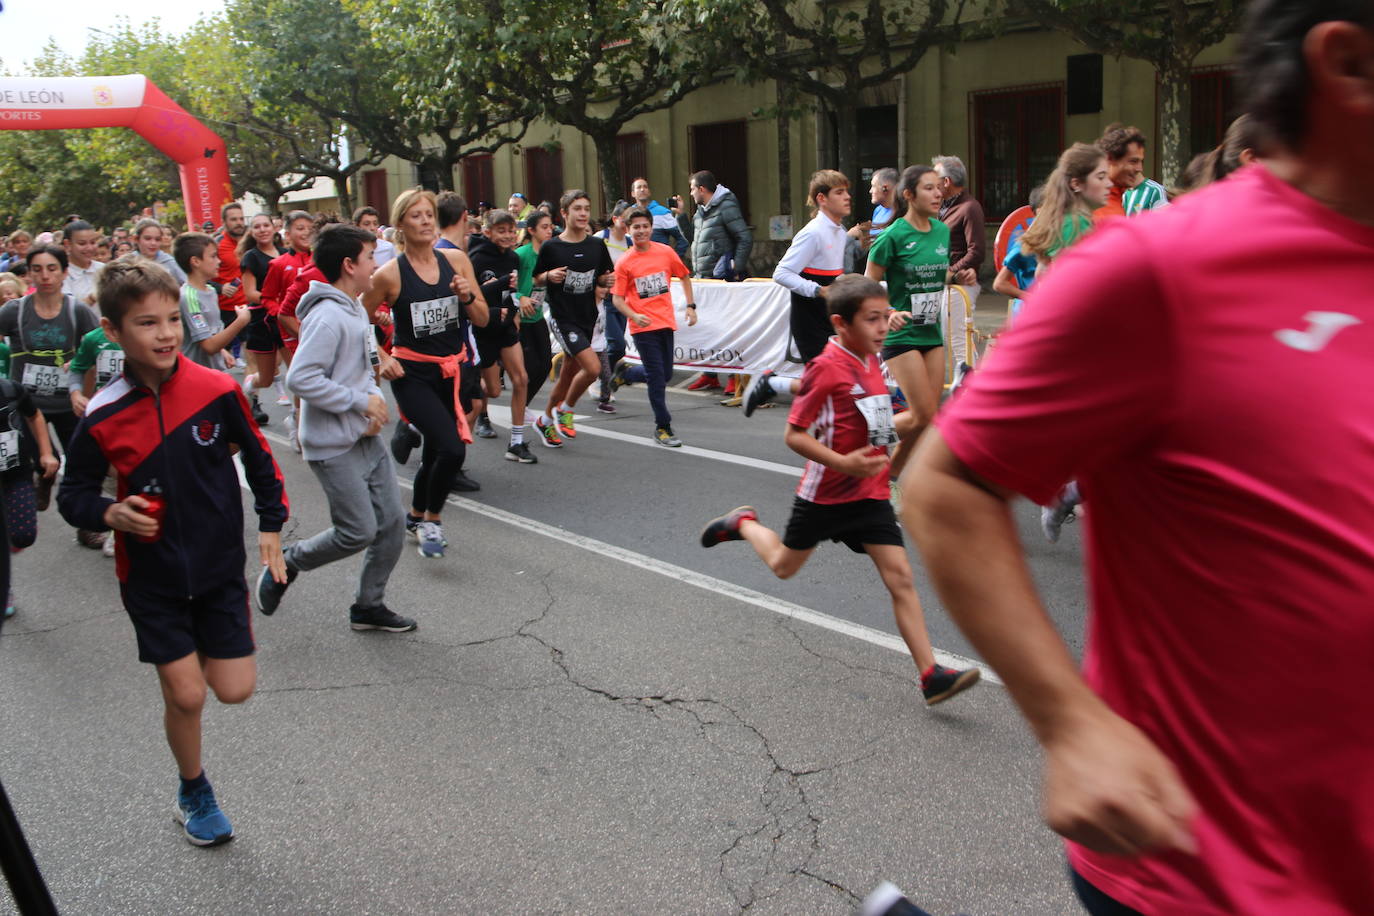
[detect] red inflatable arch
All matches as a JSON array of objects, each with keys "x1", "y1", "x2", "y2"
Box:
[{"x1": 0, "y1": 74, "x2": 232, "y2": 229}]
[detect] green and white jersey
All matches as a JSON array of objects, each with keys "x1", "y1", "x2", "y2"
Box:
[
  {"x1": 1123, "y1": 178, "x2": 1169, "y2": 217},
  {"x1": 868, "y1": 217, "x2": 951, "y2": 349}
]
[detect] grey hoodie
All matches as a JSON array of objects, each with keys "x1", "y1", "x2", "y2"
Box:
[{"x1": 285, "y1": 280, "x2": 382, "y2": 462}]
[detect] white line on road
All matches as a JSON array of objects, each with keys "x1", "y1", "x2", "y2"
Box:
[
  {"x1": 484, "y1": 404, "x2": 802, "y2": 478},
  {"x1": 255, "y1": 430, "x2": 1000, "y2": 685}
]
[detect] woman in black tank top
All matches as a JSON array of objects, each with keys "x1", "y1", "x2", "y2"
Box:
[{"x1": 363, "y1": 189, "x2": 485, "y2": 559}]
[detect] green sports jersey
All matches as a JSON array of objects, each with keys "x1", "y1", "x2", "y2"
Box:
[
  {"x1": 70, "y1": 326, "x2": 125, "y2": 388},
  {"x1": 1123, "y1": 178, "x2": 1169, "y2": 217},
  {"x1": 515, "y1": 243, "x2": 547, "y2": 325},
  {"x1": 868, "y1": 217, "x2": 952, "y2": 348},
  {"x1": 1047, "y1": 213, "x2": 1095, "y2": 260},
  {"x1": 0, "y1": 341, "x2": 8, "y2": 378}
]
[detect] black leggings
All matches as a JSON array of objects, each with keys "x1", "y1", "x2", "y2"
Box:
[
  {"x1": 391, "y1": 364, "x2": 466, "y2": 516},
  {"x1": 46, "y1": 410, "x2": 79, "y2": 459},
  {"x1": 520, "y1": 319, "x2": 552, "y2": 405}
]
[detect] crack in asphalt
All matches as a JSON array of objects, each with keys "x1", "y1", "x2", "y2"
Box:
[{"x1": 500, "y1": 574, "x2": 870, "y2": 911}]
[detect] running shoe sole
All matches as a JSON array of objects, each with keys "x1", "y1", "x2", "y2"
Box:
[
  {"x1": 350, "y1": 619, "x2": 418, "y2": 632},
  {"x1": 924, "y1": 668, "x2": 982, "y2": 706},
  {"x1": 173, "y1": 801, "x2": 234, "y2": 847},
  {"x1": 699, "y1": 506, "x2": 757, "y2": 548}
]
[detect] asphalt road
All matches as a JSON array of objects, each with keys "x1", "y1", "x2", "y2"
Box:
[{"x1": 0, "y1": 301, "x2": 1092, "y2": 914}]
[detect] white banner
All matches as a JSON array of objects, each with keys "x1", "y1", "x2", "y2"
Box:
[
  {"x1": 615, "y1": 279, "x2": 978, "y2": 379},
  {"x1": 620, "y1": 279, "x2": 806, "y2": 377},
  {"x1": 0, "y1": 75, "x2": 146, "y2": 111}
]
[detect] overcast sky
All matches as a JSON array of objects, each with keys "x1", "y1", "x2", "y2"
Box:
[{"x1": 1, "y1": 0, "x2": 220, "y2": 70}]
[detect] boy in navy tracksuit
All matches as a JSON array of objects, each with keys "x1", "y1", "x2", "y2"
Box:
[{"x1": 58, "y1": 260, "x2": 289, "y2": 847}]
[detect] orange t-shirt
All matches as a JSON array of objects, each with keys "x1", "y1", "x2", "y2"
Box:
[
  {"x1": 1093, "y1": 184, "x2": 1127, "y2": 224},
  {"x1": 612, "y1": 241, "x2": 690, "y2": 334},
  {"x1": 216, "y1": 233, "x2": 247, "y2": 308}
]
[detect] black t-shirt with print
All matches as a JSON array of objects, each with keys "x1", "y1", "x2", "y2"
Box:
[{"x1": 533, "y1": 236, "x2": 614, "y2": 330}]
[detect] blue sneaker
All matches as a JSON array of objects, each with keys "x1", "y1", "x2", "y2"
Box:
[{"x1": 175, "y1": 782, "x2": 235, "y2": 847}]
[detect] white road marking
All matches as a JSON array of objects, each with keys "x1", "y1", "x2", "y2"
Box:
[
  {"x1": 485, "y1": 404, "x2": 802, "y2": 478},
  {"x1": 255, "y1": 429, "x2": 1000, "y2": 685}
]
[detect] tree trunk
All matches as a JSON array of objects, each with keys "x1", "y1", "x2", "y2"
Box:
[
  {"x1": 776, "y1": 80, "x2": 793, "y2": 218},
  {"x1": 264, "y1": 190, "x2": 284, "y2": 216},
  {"x1": 591, "y1": 130, "x2": 623, "y2": 216},
  {"x1": 834, "y1": 104, "x2": 860, "y2": 192},
  {"x1": 332, "y1": 172, "x2": 354, "y2": 217},
  {"x1": 1156, "y1": 59, "x2": 1192, "y2": 188}
]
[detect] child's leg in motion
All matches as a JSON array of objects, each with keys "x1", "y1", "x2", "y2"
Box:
[
  {"x1": 863, "y1": 543, "x2": 936, "y2": 672},
  {"x1": 739, "y1": 518, "x2": 813, "y2": 579}
]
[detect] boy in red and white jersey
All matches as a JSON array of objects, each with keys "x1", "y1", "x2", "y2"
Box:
[{"x1": 699, "y1": 274, "x2": 979, "y2": 706}]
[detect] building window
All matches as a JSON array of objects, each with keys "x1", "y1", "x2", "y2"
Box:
[
  {"x1": 524, "y1": 145, "x2": 564, "y2": 210},
  {"x1": 1190, "y1": 67, "x2": 1237, "y2": 158},
  {"x1": 616, "y1": 133, "x2": 648, "y2": 206},
  {"x1": 972, "y1": 84, "x2": 1064, "y2": 222},
  {"x1": 462, "y1": 154, "x2": 495, "y2": 209},
  {"x1": 689, "y1": 120, "x2": 750, "y2": 222}
]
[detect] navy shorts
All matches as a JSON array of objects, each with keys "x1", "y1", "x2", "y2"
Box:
[
  {"x1": 245, "y1": 308, "x2": 283, "y2": 353},
  {"x1": 474, "y1": 319, "x2": 521, "y2": 369},
  {"x1": 120, "y1": 578, "x2": 254, "y2": 665},
  {"x1": 880, "y1": 342, "x2": 942, "y2": 361},
  {"x1": 549, "y1": 318, "x2": 594, "y2": 357},
  {"x1": 782, "y1": 497, "x2": 903, "y2": 554}
]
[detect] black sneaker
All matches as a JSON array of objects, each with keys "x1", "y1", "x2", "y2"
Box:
[
  {"x1": 253, "y1": 564, "x2": 298, "y2": 616},
  {"x1": 405, "y1": 512, "x2": 424, "y2": 540},
  {"x1": 350, "y1": 604, "x2": 418, "y2": 632},
  {"x1": 474, "y1": 414, "x2": 497, "y2": 439},
  {"x1": 610, "y1": 360, "x2": 629, "y2": 391},
  {"x1": 859, "y1": 881, "x2": 928, "y2": 916},
  {"x1": 450, "y1": 470, "x2": 481, "y2": 492},
  {"x1": 920, "y1": 664, "x2": 981, "y2": 706},
  {"x1": 699, "y1": 506, "x2": 758, "y2": 547},
  {"x1": 505, "y1": 442, "x2": 537, "y2": 464},
  {"x1": 743, "y1": 371, "x2": 778, "y2": 417},
  {"x1": 35, "y1": 473, "x2": 53, "y2": 511},
  {"x1": 390, "y1": 421, "x2": 421, "y2": 465},
  {"x1": 249, "y1": 393, "x2": 270, "y2": 426}
]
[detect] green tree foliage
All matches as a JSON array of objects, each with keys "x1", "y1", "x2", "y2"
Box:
[
  {"x1": 426, "y1": 0, "x2": 733, "y2": 208},
  {"x1": 182, "y1": 15, "x2": 381, "y2": 215},
  {"x1": 1004, "y1": 0, "x2": 1246, "y2": 184},
  {"x1": 234, "y1": 0, "x2": 527, "y2": 193},
  {"x1": 684, "y1": 0, "x2": 970, "y2": 189}
]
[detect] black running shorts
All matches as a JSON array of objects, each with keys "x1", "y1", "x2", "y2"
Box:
[
  {"x1": 120, "y1": 578, "x2": 254, "y2": 665},
  {"x1": 782, "y1": 497, "x2": 904, "y2": 554}
]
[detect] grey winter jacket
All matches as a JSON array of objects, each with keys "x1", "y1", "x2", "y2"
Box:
[
  {"x1": 690, "y1": 187, "x2": 753, "y2": 278},
  {"x1": 285, "y1": 280, "x2": 382, "y2": 462}
]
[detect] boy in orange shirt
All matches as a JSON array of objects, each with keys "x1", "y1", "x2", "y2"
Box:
[{"x1": 609, "y1": 208, "x2": 696, "y2": 447}]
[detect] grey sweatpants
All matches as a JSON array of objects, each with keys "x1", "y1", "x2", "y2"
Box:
[{"x1": 285, "y1": 435, "x2": 404, "y2": 610}]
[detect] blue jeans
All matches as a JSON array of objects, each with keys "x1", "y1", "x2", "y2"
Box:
[
  {"x1": 603, "y1": 301, "x2": 627, "y2": 369},
  {"x1": 632, "y1": 328, "x2": 674, "y2": 429}
]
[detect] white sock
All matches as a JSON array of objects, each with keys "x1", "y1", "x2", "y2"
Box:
[
  {"x1": 275, "y1": 378, "x2": 287, "y2": 395},
  {"x1": 510, "y1": 423, "x2": 525, "y2": 446},
  {"x1": 769, "y1": 376, "x2": 793, "y2": 396},
  {"x1": 559, "y1": 402, "x2": 573, "y2": 414}
]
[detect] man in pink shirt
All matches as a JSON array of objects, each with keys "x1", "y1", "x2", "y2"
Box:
[{"x1": 903, "y1": 1, "x2": 1374, "y2": 913}]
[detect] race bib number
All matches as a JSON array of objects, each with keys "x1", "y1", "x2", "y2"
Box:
[
  {"x1": 565, "y1": 269, "x2": 595, "y2": 295},
  {"x1": 908, "y1": 291, "x2": 942, "y2": 327},
  {"x1": 0, "y1": 429, "x2": 19, "y2": 471},
  {"x1": 409, "y1": 295, "x2": 459, "y2": 338},
  {"x1": 365, "y1": 331, "x2": 380, "y2": 368},
  {"x1": 634, "y1": 271, "x2": 670, "y2": 300},
  {"x1": 96, "y1": 348, "x2": 125, "y2": 387},
  {"x1": 21, "y1": 362, "x2": 62, "y2": 397},
  {"x1": 530, "y1": 289, "x2": 546, "y2": 307},
  {"x1": 854, "y1": 393, "x2": 897, "y2": 447}
]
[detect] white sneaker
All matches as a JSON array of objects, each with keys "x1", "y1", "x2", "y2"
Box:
[
  {"x1": 285, "y1": 413, "x2": 301, "y2": 454},
  {"x1": 275, "y1": 379, "x2": 291, "y2": 406},
  {"x1": 416, "y1": 521, "x2": 446, "y2": 559},
  {"x1": 102, "y1": 533, "x2": 115, "y2": 558},
  {"x1": 240, "y1": 372, "x2": 256, "y2": 399}
]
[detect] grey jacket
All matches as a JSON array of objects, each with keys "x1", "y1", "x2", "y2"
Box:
[
  {"x1": 690, "y1": 186, "x2": 752, "y2": 278},
  {"x1": 285, "y1": 281, "x2": 382, "y2": 462}
]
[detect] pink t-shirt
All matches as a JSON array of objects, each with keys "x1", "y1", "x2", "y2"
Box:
[{"x1": 939, "y1": 164, "x2": 1374, "y2": 914}]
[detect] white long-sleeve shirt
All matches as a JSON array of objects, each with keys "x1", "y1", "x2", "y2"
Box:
[{"x1": 772, "y1": 212, "x2": 848, "y2": 298}]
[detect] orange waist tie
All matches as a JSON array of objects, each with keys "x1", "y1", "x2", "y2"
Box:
[{"x1": 391, "y1": 345, "x2": 473, "y2": 444}]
